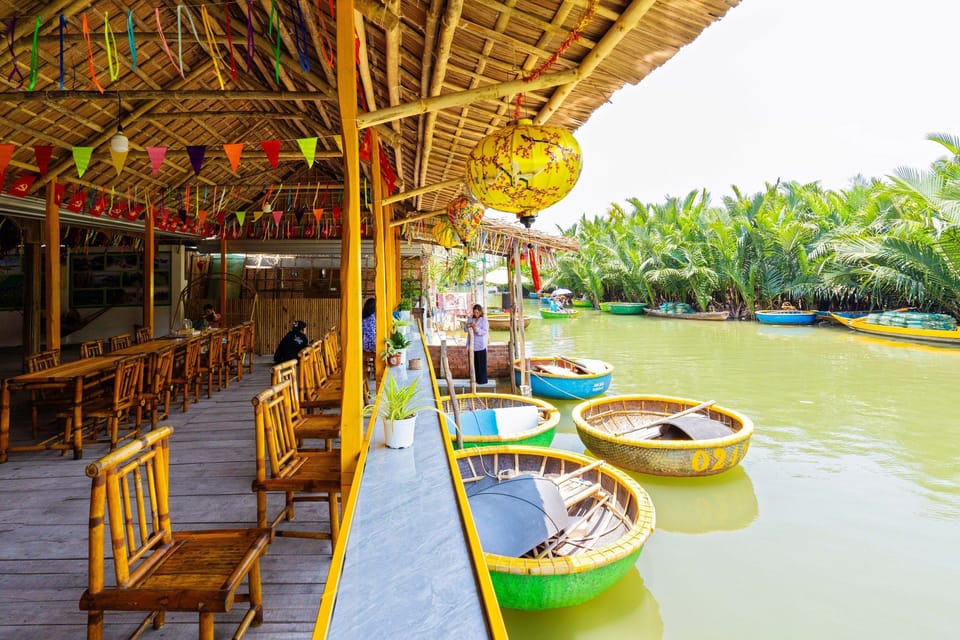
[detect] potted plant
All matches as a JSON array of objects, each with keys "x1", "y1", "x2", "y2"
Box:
[
  {"x1": 388, "y1": 329, "x2": 412, "y2": 366},
  {"x1": 363, "y1": 375, "x2": 436, "y2": 449},
  {"x1": 381, "y1": 341, "x2": 402, "y2": 367},
  {"x1": 396, "y1": 299, "x2": 413, "y2": 322}
]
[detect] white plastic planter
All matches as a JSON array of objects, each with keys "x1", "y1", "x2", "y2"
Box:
[{"x1": 384, "y1": 416, "x2": 416, "y2": 449}]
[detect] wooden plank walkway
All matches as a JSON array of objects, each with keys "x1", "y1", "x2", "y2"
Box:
[{"x1": 0, "y1": 354, "x2": 334, "y2": 639}]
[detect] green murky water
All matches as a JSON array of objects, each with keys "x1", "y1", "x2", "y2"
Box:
[{"x1": 496, "y1": 311, "x2": 959, "y2": 639}]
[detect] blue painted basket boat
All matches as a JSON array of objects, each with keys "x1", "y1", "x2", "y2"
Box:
[
  {"x1": 755, "y1": 310, "x2": 817, "y2": 325},
  {"x1": 514, "y1": 356, "x2": 613, "y2": 400},
  {"x1": 438, "y1": 393, "x2": 559, "y2": 448}
]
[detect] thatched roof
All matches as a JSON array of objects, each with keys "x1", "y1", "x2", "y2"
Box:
[{"x1": 0, "y1": 0, "x2": 739, "y2": 247}]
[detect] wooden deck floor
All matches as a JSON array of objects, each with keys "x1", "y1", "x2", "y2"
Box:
[{"x1": 0, "y1": 354, "x2": 334, "y2": 639}]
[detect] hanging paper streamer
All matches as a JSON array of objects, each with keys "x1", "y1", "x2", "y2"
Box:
[
  {"x1": 6, "y1": 17, "x2": 25, "y2": 90},
  {"x1": 186, "y1": 145, "x2": 206, "y2": 175},
  {"x1": 291, "y1": 0, "x2": 310, "y2": 71},
  {"x1": 54, "y1": 183, "x2": 65, "y2": 206},
  {"x1": 27, "y1": 16, "x2": 41, "y2": 90},
  {"x1": 72, "y1": 146, "x2": 93, "y2": 178},
  {"x1": 58, "y1": 15, "x2": 65, "y2": 89},
  {"x1": 155, "y1": 9, "x2": 183, "y2": 78},
  {"x1": 0, "y1": 144, "x2": 14, "y2": 178},
  {"x1": 200, "y1": 5, "x2": 225, "y2": 89},
  {"x1": 223, "y1": 3, "x2": 238, "y2": 81},
  {"x1": 81, "y1": 13, "x2": 104, "y2": 93},
  {"x1": 246, "y1": 0, "x2": 255, "y2": 72},
  {"x1": 260, "y1": 140, "x2": 281, "y2": 169},
  {"x1": 33, "y1": 145, "x2": 52, "y2": 175},
  {"x1": 7, "y1": 174, "x2": 36, "y2": 197},
  {"x1": 146, "y1": 146, "x2": 167, "y2": 175},
  {"x1": 104, "y1": 11, "x2": 120, "y2": 82},
  {"x1": 223, "y1": 143, "x2": 243, "y2": 172},
  {"x1": 127, "y1": 11, "x2": 137, "y2": 71},
  {"x1": 268, "y1": 0, "x2": 282, "y2": 82},
  {"x1": 297, "y1": 137, "x2": 317, "y2": 167},
  {"x1": 109, "y1": 146, "x2": 129, "y2": 176}
]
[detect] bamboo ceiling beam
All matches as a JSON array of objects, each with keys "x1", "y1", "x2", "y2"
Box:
[
  {"x1": 384, "y1": 0, "x2": 405, "y2": 184},
  {"x1": 471, "y1": 0, "x2": 600, "y2": 48},
  {"x1": 382, "y1": 178, "x2": 463, "y2": 205},
  {"x1": 0, "y1": 90, "x2": 336, "y2": 103},
  {"x1": 356, "y1": 68, "x2": 579, "y2": 130},
  {"x1": 413, "y1": 0, "x2": 444, "y2": 208},
  {"x1": 534, "y1": 0, "x2": 658, "y2": 125},
  {"x1": 389, "y1": 209, "x2": 446, "y2": 227},
  {"x1": 139, "y1": 111, "x2": 307, "y2": 121}
]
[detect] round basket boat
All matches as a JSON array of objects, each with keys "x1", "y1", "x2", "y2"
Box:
[
  {"x1": 438, "y1": 393, "x2": 559, "y2": 448},
  {"x1": 572, "y1": 395, "x2": 753, "y2": 477},
  {"x1": 455, "y1": 445, "x2": 655, "y2": 610}
]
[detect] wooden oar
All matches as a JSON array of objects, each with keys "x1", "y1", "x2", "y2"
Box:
[{"x1": 615, "y1": 400, "x2": 716, "y2": 437}]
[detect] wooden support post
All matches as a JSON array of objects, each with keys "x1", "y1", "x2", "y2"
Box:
[
  {"x1": 22, "y1": 221, "x2": 41, "y2": 361},
  {"x1": 372, "y1": 130, "x2": 388, "y2": 382},
  {"x1": 43, "y1": 181, "x2": 61, "y2": 352},
  {"x1": 337, "y1": 0, "x2": 363, "y2": 497},
  {"x1": 143, "y1": 203, "x2": 155, "y2": 334},
  {"x1": 219, "y1": 233, "x2": 227, "y2": 325}
]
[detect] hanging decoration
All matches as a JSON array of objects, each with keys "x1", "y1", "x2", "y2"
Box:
[
  {"x1": 146, "y1": 146, "x2": 167, "y2": 174},
  {"x1": 297, "y1": 137, "x2": 317, "y2": 167},
  {"x1": 186, "y1": 145, "x2": 206, "y2": 175},
  {"x1": 432, "y1": 218, "x2": 459, "y2": 249},
  {"x1": 72, "y1": 146, "x2": 93, "y2": 178},
  {"x1": 6, "y1": 174, "x2": 36, "y2": 197},
  {"x1": 466, "y1": 118, "x2": 582, "y2": 228},
  {"x1": 33, "y1": 145, "x2": 52, "y2": 175},
  {"x1": 446, "y1": 195, "x2": 485, "y2": 245},
  {"x1": 0, "y1": 144, "x2": 13, "y2": 178},
  {"x1": 260, "y1": 139, "x2": 281, "y2": 169}
]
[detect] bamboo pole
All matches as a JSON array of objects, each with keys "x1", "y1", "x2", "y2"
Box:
[
  {"x1": 441, "y1": 340, "x2": 463, "y2": 450},
  {"x1": 389, "y1": 209, "x2": 446, "y2": 227},
  {"x1": 372, "y1": 130, "x2": 389, "y2": 382},
  {"x1": 534, "y1": 0, "x2": 658, "y2": 125},
  {"x1": 143, "y1": 204, "x2": 155, "y2": 335},
  {"x1": 616, "y1": 400, "x2": 717, "y2": 437},
  {"x1": 383, "y1": 178, "x2": 462, "y2": 205},
  {"x1": 43, "y1": 181, "x2": 61, "y2": 352},
  {"x1": 337, "y1": 0, "x2": 363, "y2": 496},
  {"x1": 0, "y1": 89, "x2": 338, "y2": 103}
]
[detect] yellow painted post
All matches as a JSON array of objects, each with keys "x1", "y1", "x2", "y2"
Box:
[
  {"x1": 385, "y1": 211, "x2": 399, "y2": 315},
  {"x1": 43, "y1": 180, "x2": 61, "y2": 352},
  {"x1": 337, "y1": 0, "x2": 363, "y2": 497},
  {"x1": 371, "y1": 130, "x2": 388, "y2": 381},
  {"x1": 143, "y1": 203, "x2": 155, "y2": 334}
]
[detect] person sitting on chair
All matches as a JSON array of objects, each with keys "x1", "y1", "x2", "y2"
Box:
[
  {"x1": 199, "y1": 303, "x2": 221, "y2": 329},
  {"x1": 274, "y1": 320, "x2": 308, "y2": 363}
]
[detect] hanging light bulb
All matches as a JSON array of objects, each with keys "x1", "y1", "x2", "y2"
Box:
[{"x1": 110, "y1": 94, "x2": 129, "y2": 153}]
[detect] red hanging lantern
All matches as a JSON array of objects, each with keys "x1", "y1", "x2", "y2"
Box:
[{"x1": 466, "y1": 118, "x2": 582, "y2": 227}]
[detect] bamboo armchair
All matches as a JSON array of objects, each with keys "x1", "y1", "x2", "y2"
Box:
[
  {"x1": 170, "y1": 337, "x2": 202, "y2": 412},
  {"x1": 297, "y1": 347, "x2": 341, "y2": 412},
  {"x1": 134, "y1": 326, "x2": 152, "y2": 344},
  {"x1": 240, "y1": 320, "x2": 256, "y2": 374},
  {"x1": 251, "y1": 381, "x2": 340, "y2": 542},
  {"x1": 25, "y1": 349, "x2": 63, "y2": 438},
  {"x1": 224, "y1": 326, "x2": 244, "y2": 387},
  {"x1": 108, "y1": 333, "x2": 132, "y2": 351},
  {"x1": 271, "y1": 360, "x2": 340, "y2": 450},
  {"x1": 79, "y1": 339, "x2": 104, "y2": 359},
  {"x1": 80, "y1": 426, "x2": 270, "y2": 640},
  {"x1": 197, "y1": 328, "x2": 226, "y2": 398},
  {"x1": 137, "y1": 345, "x2": 175, "y2": 431},
  {"x1": 63, "y1": 354, "x2": 145, "y2": 450}
]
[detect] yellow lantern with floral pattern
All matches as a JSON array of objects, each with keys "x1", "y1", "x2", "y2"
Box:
[
  {"x1": 466, "y1": 118, "x2": 582, "y2": 227},
  {"x1": 446, "y1": 195, "x2": 485, "y2": 245},
  {"x1": 432, "y1": 217, "x2": 460, "y2": 249}
]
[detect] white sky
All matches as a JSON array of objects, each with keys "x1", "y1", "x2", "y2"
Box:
[{"x1": 506, "y1": 0, "x2": 960, "y2": 232}]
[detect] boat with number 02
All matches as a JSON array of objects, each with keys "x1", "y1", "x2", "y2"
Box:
[
  {"x1": 455, "y1": 445, "x2": 656, "y2": 610},
  {"x1": 572, "y1": 395, "x2": 753, "y2": 476},
  {"x1": 439, "y1": 393, "x2": 559, "y2": 448}
]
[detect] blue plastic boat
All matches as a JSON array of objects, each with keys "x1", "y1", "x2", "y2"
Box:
[
  {"x1": 755, "y1": 310, "x2": 817, "y2": 325},
  {"x1": 514, "y1": 356, "x2": 613, "y2": 400}
]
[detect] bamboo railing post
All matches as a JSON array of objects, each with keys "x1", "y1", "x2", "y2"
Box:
[
  {"x1": 441, "y1": 340, "x2": 462, "y2": 450},
  {"x1": 467, "y1": 327, "x2": 476, "y2": 394}
]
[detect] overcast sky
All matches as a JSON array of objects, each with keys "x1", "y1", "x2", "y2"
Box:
[{"x1": 502, "y1": 0, "x2": 960, "y2": 232}]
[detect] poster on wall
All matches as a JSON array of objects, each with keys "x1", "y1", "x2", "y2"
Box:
[{"x1": 71, "y1": 251, "x2": 172, "y2": 308}]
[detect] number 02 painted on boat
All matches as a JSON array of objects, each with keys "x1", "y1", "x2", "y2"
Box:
[{"x1": 690, "y1": 443, "x2": 748, "y2": 473}]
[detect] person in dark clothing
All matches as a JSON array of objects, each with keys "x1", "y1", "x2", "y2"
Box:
[{"x1": 273, "y1": 320, "x2": 309, "y2": 363}]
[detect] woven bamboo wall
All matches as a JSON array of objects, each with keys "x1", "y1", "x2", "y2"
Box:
[{"x1": 225, "y1": 298, "x2": 340, "y2": 355}]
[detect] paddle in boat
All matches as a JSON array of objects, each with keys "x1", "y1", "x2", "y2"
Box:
[
  {"x1": 439, "y1": 393, "x2": 559, "y2": 448},
  {"x1": 831, "y1": 310, "x2": 960, "y2": 346},
  {"x1": 455, "y1": 445, "x2": 655, "y2": 610},
  {"x1": 645, "y1": 302, "x2": 728, "y2": 321},
  {"x1": 604, "y1": 302, "x2": 647, "y2": 315},
  {"x1": 572, "y1": 394, "x2": 753, "y2": 477},
  {"x1": 539, "y1": 308, "x2": 579, "y2": 319},
  {"x1": 755, "y1": 309, "x2": 817, "y2": 325},
  {"x1": 514, "y1": 356, "x2": 614, "y2": 400}
]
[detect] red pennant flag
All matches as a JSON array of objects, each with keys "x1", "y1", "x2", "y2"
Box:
[
  {"x1": 260, "y1": 139, "x2": 281, "y2": 169},
  {"x1": 7, "y1": 174, "x2": 37, "y2": 197},
  {"x1": 33, "y1": 145, "x2": 53, "y2": 175},
  {"x1": 66, "y1": 190, "x2": 86, "y2": 212},
  {"x1": 358, "y1": 130, "x2": 372, "y2": 162},
  {"x1": 0, "y1": 144, "x2": 14, "y2": 178}
]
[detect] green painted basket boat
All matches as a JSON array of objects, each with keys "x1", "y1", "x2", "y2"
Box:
[
  {"x1": 605, "y1": 302, "x2": 647, "y2": 315},
  {"x1": 598, "y1": 302, "x2": 613, "y2": 312},
  {"x1": 539, "y1": 308, "x2": 579, "y2": 319},
  {"x1": 573, "y1": 394, "x2": 753, "y2": 477},
  {"x1": 439, "y1": 393, "x2": 559, "y2": 448},
  {"x1": 455, "y1": 445, "x2": 655, "y2": 610},
  {"x1": 571, "y1": 299, "x2": 594, "y2": 308}
]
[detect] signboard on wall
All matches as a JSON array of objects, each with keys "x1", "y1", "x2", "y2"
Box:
[{"x1": 70, "y1": 251, "x2": 172, "y2": 308}]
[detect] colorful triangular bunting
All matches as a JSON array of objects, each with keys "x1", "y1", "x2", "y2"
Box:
[
  {"x1": 33, "y1": 145, "x2": 53, "y2": 175},
  {"x1": 187, "y1": 146, "x2": 206, "y2": 175},
  {"x1": 260, "y1": 139, "x2": 281, "y2": 169},
  {"x1": 146, "y1": 146, "x2": 167, "y2": 175},
  {"x1": 72, "y1": 146, "x2": 93, "y2": 178},
  {"x1": 297, "y1": 137, "x2": 317, "y2": 167}
]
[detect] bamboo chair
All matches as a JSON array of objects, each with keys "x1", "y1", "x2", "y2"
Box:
[
  {"x1": 251, "y1": 381, "x2": 341, "y2": 542},
  {"x1": 79, "y1": 339, "x2": 104, "y2": 359},
  {"x1": 240, "y1": 320, "x2": 256, "y2": 374},
  {"x1": 297, "y1": 347, "x2": 341, "y2": 412},
  {"x1": 271, "y1": 360, "x2": 340, "y2": 450},
  {"x1": 137, "y1": 345, "x2": 175, "y2": 432},
  {"x1": 108, "y1": 333, "x2": 132, "y2": 351},
  {"x1": 197, "y1": 328, "x2": 225, "y2": 398},
  {"x1": 134, "y1": 326, "x2": 152, "y2": 344},
  {"x1": 25, "y1": 349, "x2": 63, "y2": 438},
  {"x1": 223, "y1": 326, "x2": 244, "y2": 387},
  {"x1": 64, "y1": 354, "x2": 144, "y2": 450},
  {"x1": 80, "y1": 426, "x2": 270, "y2": 640},
  {"x1": 170, "y1": 337, "x2": 202, "y2": 412}
]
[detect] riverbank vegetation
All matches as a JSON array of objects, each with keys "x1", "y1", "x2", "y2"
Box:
[{"x1": 545, "y1": 134, "x2": 960, "y2": 319}]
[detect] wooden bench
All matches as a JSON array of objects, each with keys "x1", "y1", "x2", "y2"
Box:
[
  {"x1": 251, "y1": 381, "x2": 340, "y2": 542},
  {"x1": 80, "y1": 426, "x2": 270, "y2": 640}
]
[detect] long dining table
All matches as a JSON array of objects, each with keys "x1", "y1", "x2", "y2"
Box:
[{"x1": 0, "y1": 355, "x2": 128, "y2": 462}]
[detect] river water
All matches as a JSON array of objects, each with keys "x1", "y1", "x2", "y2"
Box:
[{"x1": 494, "y1": 310, "x2": 959, "y2": 639}]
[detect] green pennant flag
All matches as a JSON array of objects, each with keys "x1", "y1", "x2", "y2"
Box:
[
  {"x1": 72, "y1": 146, "x2": 93, "y2": 178},
  {"x1": 297, "y1": 137, "x2": 317, "y2": 167},
  {"x1": 236, "y1": 211, "x2": 246, "y2": 225}
]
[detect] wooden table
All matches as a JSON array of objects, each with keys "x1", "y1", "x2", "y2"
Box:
[{"x1": 0, "y1": 356, "x2": 126, "y2": 462}]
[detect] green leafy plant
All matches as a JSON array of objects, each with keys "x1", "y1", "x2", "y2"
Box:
[
  {"x1": 380, "y1": 341, "x2": 400, "y2": 362},
  {"x1": 396, "y1": 299, "x2": 414, "y2": 311},
  {"x1": 363, "y1": 375, "x2": 437, "y2": 421},
  {"x1": 388, "y1": 329, "x2": 411, "y2": 350}
]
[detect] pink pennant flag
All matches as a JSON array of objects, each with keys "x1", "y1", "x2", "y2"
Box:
[
  {"x1": 146, "y1": 146, "x2": 167, "y2": 175},
  {"x1": 260, "y1": 139, "x2": 281, "y2": 169},
  {"x1": 186, "y1": 146, "x2": 206, "y2": 175},
  {"x1": 297, "y1": 137, "x2": 317, "y2": 167},
  {"x1": 33, "y1": 145, "x2": 53, "y2": 175},
  {"x1": 272, "y1": 210, "x2": 283, "y2": 226},
  {"x1": 223, "y1": 143, "x2": 243, "y2": 172},
  {"x1": 72, "y1": 146, "x2": 93, "y2": 178}
]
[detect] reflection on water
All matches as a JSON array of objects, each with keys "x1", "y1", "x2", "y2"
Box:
[
  {"x1": 501, "y1": 311, "x2": 959, "y2": 639},
  {"x1": 501, "y1": 568, "x2": 663, "y2": 640}
]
